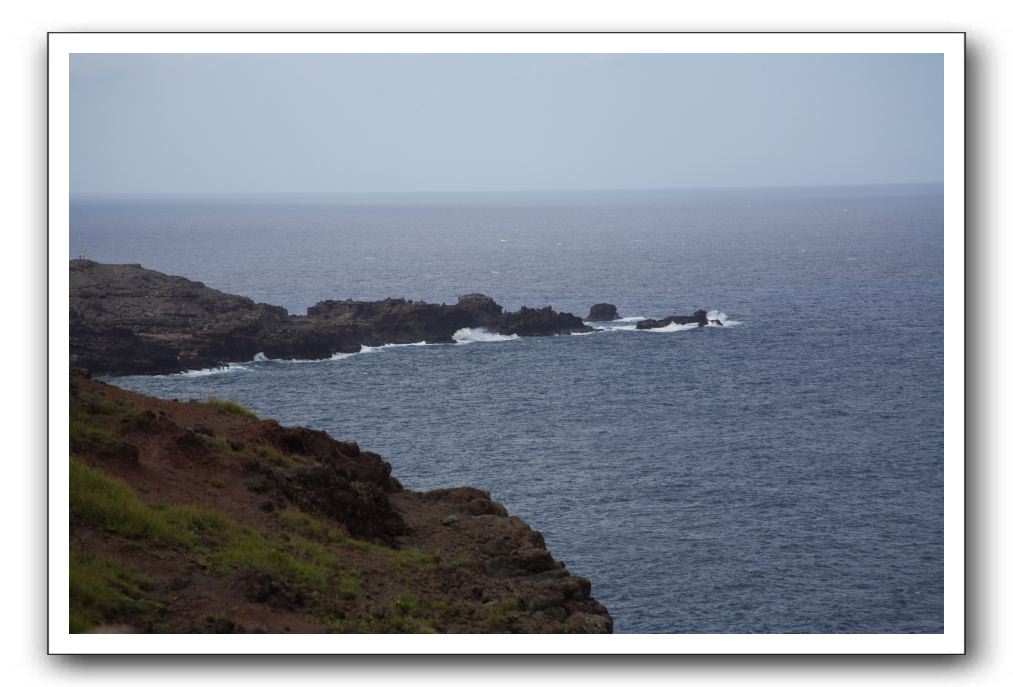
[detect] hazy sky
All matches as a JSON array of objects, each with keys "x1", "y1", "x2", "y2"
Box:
[{"x1": 70, "y1": 53, "x2": 943, "y2": 194}]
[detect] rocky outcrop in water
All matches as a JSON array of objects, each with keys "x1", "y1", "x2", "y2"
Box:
[
  {"x1": 498, "y1": 306, "x2": 589, "y2": 337},
  {"x1": 585, "y1": 303, "x2": 620, "y2": 322},
  {"x1": 635, "y1": 309, "x2": 710, "y2": 330},
  {"x1": 70, "y1": 260, "x2": 593, "y2": 375}
]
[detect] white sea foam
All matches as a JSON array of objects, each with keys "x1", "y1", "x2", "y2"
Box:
[
  {"x1": 705, "y1": 309, "x2": 742, "y2": 326},
  {"x1": 640, "y1": 321, "x2": 701, "y2": 333},
  {"x1": 588, "y1": 316, "x2": 646, "y2": 332},
  {"x1": 358, "y1": 341, "x2": 437, "y2": 354},
  {"x1": 175, "y1": 364, "x2": 247, "y2": 377},
  {"x1": 229, "y1": 342, "x2": 438, "y2": 368},
  {"x1": 383, "y1": 341, "x2": 433, "y2": 348},
  {"x1": 452, "y1": 327, "x2": 519, "y2": 344},
  {"x1": 270, "y1": 352, "x2": 354, "y2": 364}
]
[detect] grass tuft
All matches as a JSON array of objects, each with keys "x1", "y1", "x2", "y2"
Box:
[{"x1": 205, "y1": 396, "x2": 257, "y2": 419}]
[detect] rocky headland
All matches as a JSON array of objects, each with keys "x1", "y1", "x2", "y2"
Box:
[
  {"x1": 69, "y1": 369, "x2": 612, "y2": 633},
  {"x1": 70, "y1": 260, "x2": 592, "y2": 376}
]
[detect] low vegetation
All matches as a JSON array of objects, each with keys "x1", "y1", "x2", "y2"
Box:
[
  {"x1": 69, "y1": 551, "x2": 162, "y2": 633},
  {"x1": 69, "y1": 459, "x2": 439, "y2": 632},
  {"x1": 204, "y1": 396, "x2": 258, "y2": 419}
]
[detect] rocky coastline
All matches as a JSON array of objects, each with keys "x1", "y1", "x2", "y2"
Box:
[
  {"x1": 70, "y1": 260, "x2": 593, "y2": 376},
  {"x1": 67, "y1": 260, "x2": 722, "y2": 634}
]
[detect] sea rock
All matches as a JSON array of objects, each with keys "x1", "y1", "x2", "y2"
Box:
[
  {"x1": 497, "y1": 306, "x2": 592, "y2": 337},
  {"x1": 635, "y1": 309, "x2": 709, "y2": 330},
  {"x1": 585, "y1": 303, "x2": 620, "y2": 322}
]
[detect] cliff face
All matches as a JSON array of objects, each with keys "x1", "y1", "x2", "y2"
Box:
[
  {"x1": 69, "y1": 370, "x2": 612, "y2": 634},
  {"x1": 70, "y1": 260, "x2": 592, "y2": 375}
]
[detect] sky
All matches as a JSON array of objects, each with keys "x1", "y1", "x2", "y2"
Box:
[{"x1": 69, "y1": 53, "x2": 943, "y2": 195}]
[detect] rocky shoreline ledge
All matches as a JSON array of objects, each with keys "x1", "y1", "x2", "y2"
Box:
[
  {"x1": 70, "y1": 260, "x2": 593, "y2": 376},
  {"x1": 69, "y1": 369, "x2": 613, "y2": 633}
]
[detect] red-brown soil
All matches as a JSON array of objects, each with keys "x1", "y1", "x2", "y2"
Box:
[{"x1": 68, "y1": 369, "x2": 612, "y2": 634}]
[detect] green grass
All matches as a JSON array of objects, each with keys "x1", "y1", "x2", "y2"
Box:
[
  {"x1": 279, "y1": 508, "x2": 348, "y2": 545},
  {"x1": 69, "y1": 551, "x2": 161, "y2": 633},
  {"x1": 85, "y1": 397, "x2": 147, "y2": 420},
  {"x1": 278, "y1": 508, "x2": 443, "y2": 570},
  {"x1": 70, "y1": 460, "x2": 363, "y2": 610},
  {"x1": 70, "y1": 459, "x2": 201, "y2": 547},
  {"x1": 205, "y1": 396, "x2": 258, "y2": 419},
  {"x1": 69, "y1": 419, "x2": 119, "y2": 447}
]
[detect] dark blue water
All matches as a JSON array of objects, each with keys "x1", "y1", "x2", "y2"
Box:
[{"x1": 72, "y1": 186, "x2": 944, "y2": 633}]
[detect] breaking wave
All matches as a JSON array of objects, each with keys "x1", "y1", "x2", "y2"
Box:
[
  {"x1": 175, "y1": 364, "x2": 248, "y2": 377},
  {"x1": 586, "y1": 311, "x2": 742, "y2": 334},
  {"x1": 587, "y1": 316, "x2": 646, "y2": 332},
  {"x1": 452, "y1": 327, "x2": 520, "y2": 344},
  {"x1": 706, "y1": 310, "x2": 742, "y2": 327},
  {"x1": 159, "y1": 312, "x2": 737, "y2": 377},
  {"x1": 640, "y1": 321, "x2": 700, "y2": 333}
]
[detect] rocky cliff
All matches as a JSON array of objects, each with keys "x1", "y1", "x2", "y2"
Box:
[
  {"x1": 70, "y1": 260, "x2": 593, "y2": 375},
  {"x1": 69, "y1": 369, "x2": 612, "y2": 633}
]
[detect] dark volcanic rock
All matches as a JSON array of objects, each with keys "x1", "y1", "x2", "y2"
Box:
[
  {"x1": 635, "y1": 309, "x2": 709, "y2": 330},
  {"x1": 497, "y1": 306, "x2": 592, "y2": 337},
  {"x1": 70, "y1": 260, "x2": 289, "y2": 375},
  {"x1": 70, "y1": 260, "x2": 593, "y2": 375},
  {"x1": 585, "y1": 303, "x2": 620, "y2": 322}
]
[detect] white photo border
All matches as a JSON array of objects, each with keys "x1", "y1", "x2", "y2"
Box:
[{"x1": 48, "y1": 31, "x2": 965, "y2": 655}]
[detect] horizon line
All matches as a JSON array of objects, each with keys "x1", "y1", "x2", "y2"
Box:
[{"x1": 70, "y1": 181, "x2": 944, "y2": 198}]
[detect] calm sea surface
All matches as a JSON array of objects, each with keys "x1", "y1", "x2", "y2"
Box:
[{"x1": 71, "y1": 186, "x2": 944, "y2": 633}]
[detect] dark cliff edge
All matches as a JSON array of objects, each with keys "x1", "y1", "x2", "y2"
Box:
[
  {"x1": 70, "y1": 260, "x2": 592, "y2": 376},
  {"x1": 69, "y1": 369, "x2": 613, "y2": 633}
]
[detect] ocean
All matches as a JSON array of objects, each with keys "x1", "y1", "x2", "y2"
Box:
[{"x1": 70, "y1": 185, "x2": 944, "y2": 633}]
